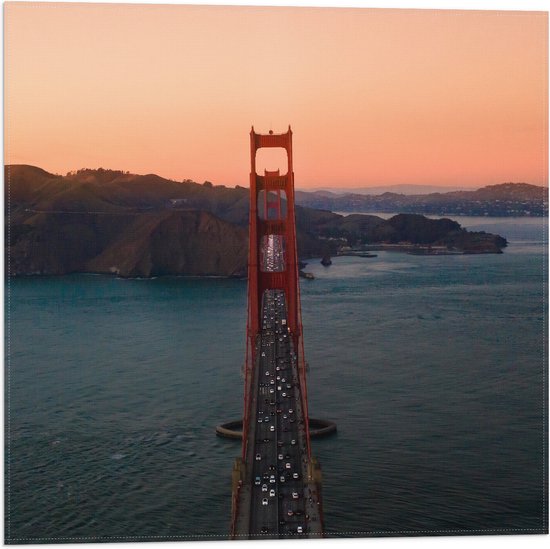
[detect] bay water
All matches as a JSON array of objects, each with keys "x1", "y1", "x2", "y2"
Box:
[{"x1": 5, "y1": 217, "x2": 547, "y2": 541}]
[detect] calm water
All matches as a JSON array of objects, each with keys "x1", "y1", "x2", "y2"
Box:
[{"x1": 5, "y1": 217, "x2": 548, "y2": 542}]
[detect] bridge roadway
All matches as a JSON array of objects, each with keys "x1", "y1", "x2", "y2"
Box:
[{"x1": 235, "y1": 288, "x2": 323, "y2": 539}]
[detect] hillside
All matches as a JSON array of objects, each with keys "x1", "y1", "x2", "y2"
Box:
[
  {"x1": 295, "y1": 182, "x2": 548, "y2": 216},
  {"x1": 5, "y1": 165, "x2": 507, "y2": 277},
  {"x1": 298, "y1": 184, "x2": 471, "y2": 196}
]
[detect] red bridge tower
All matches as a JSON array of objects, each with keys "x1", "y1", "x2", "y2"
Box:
[
  {"x1": 228, "y1": 127, "x2": 324, "y2": 539},
  {"x1": 242, "y1": 126, "x2": 311, "y2": 460}
]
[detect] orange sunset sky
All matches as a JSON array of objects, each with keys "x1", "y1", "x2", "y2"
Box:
[{"x1": 4, "y1": 2, "x2": 548, "y2": 189}]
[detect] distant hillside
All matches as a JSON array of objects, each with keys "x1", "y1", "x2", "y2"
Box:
[
  {"x1": 5, "y1": 165, "x2": 507, "y2": 277},
  {"x1": 301, "y1": 184, "x2": 471, "y2": 196},
  {"x1": 295, "y1": 182, "x2": 548, "y2": 216}
]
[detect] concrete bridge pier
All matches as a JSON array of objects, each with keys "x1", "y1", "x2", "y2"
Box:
[{"x1": 216, "y1": 418, "x2": 337, "y2": 440}]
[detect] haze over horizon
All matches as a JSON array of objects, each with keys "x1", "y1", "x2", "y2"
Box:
[{"x1": 5, "y1": 3, "x2": 548, "y2": 189}]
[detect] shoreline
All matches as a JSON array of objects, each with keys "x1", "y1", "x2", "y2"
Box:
[
  {"x1": 340, "y1": 244, "x2": 502, "y2": 256},
  {"x1": 7, "y1": 242, "x2": 506, "y2": 281}
]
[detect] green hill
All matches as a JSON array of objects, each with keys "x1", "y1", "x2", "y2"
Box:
[{"x1": 4, "y1": 165, "x2": 508, "y2": 277}]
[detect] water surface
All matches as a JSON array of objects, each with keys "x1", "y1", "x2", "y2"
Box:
[{"x1": 5, "y1": 218, "x2": 547, "y2": 541}]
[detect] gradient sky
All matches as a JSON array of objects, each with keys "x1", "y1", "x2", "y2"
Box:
[{"x1": 4, "y1": 3, "x2": 548, "y2": 188}]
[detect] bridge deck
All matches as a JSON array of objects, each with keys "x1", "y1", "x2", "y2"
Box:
[{"x1": 233, "y1": 288, "x2": 323, "y2": 538}]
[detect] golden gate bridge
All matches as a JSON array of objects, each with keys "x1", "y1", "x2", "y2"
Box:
[{"x1": 227, "y1": 127, "x2": 326, "y2": 539}]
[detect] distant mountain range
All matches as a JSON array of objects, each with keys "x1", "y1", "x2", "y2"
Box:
[
  {"x1": 298, "y1": 184, "x2": 472, "y2": 196},
  {"x1": 295, "y1": 183, "x2": 548, "y2": 216},
  {"x1": 5, "y1": 165, "x2": 508, "y2": 277}
]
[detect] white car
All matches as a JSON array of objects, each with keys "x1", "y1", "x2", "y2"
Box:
[
  {"x1": 285, "y1": 463, "x2": 291, "y2": 469},
  {"x1": 262, "y1": 484, "x2": 268, "y2": 492},
  {"x1": 278, "y1": 454, "x2": 283, "y2": 460},
  {"x1": 269, "y1": 489, "x2": 275, "y2": 497},
  {"x1": 262, "y1": 498, "x2": 268, "y2": 506},
  {"x1": 292, "y1": 492, "x2": 299, "y2": 499},
  {"x1": 297, "y1": 526, "x2": 303, "y2": 533},
  {"x1": 255, "y1": 454, "x2": 262, "y2": 461},
  {"x1": 270, "y1": 425, "x2": 275, "y2": 432}
]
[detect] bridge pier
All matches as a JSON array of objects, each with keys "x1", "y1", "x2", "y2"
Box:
[{"x1": 216, "y1": 418, "x2": 337, "y2": 440}]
